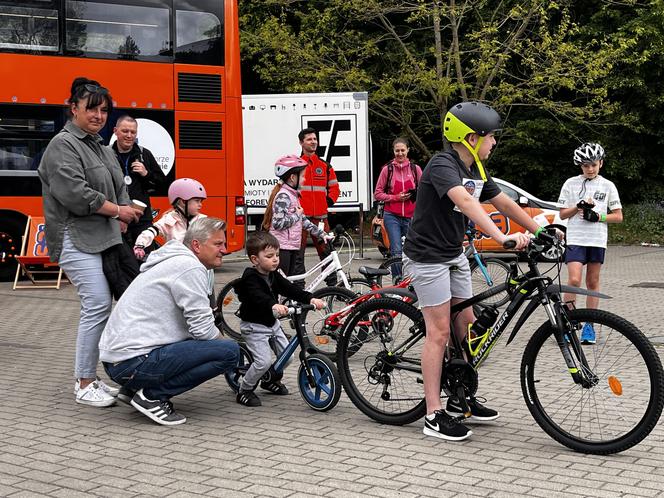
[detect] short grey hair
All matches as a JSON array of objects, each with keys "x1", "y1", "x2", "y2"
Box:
[
  {"x1": 115, "y1": 114, "x2": 137, "y2": 127},
  {"x1": 183, "y1": 217, "x2": 227, "y2": 247}
]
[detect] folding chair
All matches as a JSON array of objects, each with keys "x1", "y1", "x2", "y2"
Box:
[{"x1": 13, "y1": 216, "x2": 68, "y2": 290}]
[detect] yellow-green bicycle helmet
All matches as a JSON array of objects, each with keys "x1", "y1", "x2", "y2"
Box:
[{"x1": 443, "y1": 101, "x2": 502, "y2": 180}]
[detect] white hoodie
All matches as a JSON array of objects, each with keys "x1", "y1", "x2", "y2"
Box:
[{"x1": 99, "y1": 240, "x2": 221, "y2": 363}]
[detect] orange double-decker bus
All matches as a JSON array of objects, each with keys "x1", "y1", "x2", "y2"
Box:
[{"x1": 0, "y1": 0, "x2": 245, "y2": 280}]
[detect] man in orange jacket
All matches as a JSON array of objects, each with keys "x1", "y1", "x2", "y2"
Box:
[{"x1": 295, "y1": 127, "x2": 340, "y2": 285}]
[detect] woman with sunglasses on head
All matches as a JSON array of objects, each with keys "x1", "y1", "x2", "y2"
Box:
[{"x1": 38, "y1": 77, "x2": 142, "y2": 407}]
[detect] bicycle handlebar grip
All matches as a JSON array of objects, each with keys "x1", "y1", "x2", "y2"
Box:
[
  {"x1": 503, "y1": 239, "x2": 517, "y2": 250},
  {"x1": 537, "y1": 230, "x2": 557, "y2": 245},
  {"x1": 286, "y1": 303, "x2": 317, "y2": 315}
]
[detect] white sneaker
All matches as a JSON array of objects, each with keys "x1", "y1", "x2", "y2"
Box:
[
  {"x1": 75, "y1": 381, "x2": 116, "y2": 407},
  {"x1": 75, "y1": 378, "x2": 120, "y2": 397}
]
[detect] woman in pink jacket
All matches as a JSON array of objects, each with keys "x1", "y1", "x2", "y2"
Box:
[{"x1": 373, "y1": 137, "x2": 422, "y2": 281}]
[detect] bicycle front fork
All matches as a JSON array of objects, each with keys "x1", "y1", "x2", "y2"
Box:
[{"x1": 547, "y1": 301, "x2": 598, "y2": 388}]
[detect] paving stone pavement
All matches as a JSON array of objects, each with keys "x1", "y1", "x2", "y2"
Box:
[{"x1": 0, "y1": 245, "x2": 663, "y2": 497}]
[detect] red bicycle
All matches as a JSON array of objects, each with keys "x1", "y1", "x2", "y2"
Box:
[{"x1": 303, "y1": 266, "x2": 417, "y2": 360}]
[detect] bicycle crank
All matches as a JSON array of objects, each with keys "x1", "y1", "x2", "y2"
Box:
[{"x1": 440, "y1": 358, "x2": 478, "y2": 399}]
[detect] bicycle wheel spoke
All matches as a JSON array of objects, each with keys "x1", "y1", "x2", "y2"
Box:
[
  {"x1": 338, "y1": 298, "x2": 427, "y2": 425},
  {"x1": 522, "y1": 309, "x2": 662, "y2": 453}
]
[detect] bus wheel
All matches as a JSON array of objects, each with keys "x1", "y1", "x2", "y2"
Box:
[{"x1": 0, "y1": 212, "x2": 26, "y2": 282}]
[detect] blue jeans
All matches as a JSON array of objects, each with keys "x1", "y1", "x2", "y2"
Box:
[
  {"x1": 383, "y1": 212, "x2": 411, "y2": 278},
  {"x1": 103, "y1": 339, "x2": 239, "y2": 401},
  {"x1": 58, "y1": 230, "x2": 113, "y2": 379}
]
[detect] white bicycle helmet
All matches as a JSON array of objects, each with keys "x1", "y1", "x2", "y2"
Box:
[
  {"x1": 274, "y1": 154, "x2": 307, "y2": 179},
  {"x1": 573, "y1": 143, "x2": 605, "y2": 166}
]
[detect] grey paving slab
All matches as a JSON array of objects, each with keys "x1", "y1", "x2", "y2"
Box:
[{"x1": 0, "y1": 245, "x2": 663, "y2": 497}]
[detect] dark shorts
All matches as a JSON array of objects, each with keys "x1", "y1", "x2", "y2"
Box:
[{"x1": 565, "y1": 245, "x2": 606, "y2": 264}]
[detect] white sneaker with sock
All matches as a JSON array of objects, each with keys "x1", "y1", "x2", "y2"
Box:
[
  {"x1": 74, "y1": 378, "x2": 120, "y2": 397},
  {"x1": 75, "y1": 381, "x2": 116, "y2": 407}
]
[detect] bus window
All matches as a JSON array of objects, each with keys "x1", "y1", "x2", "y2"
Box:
[
  {"x1": 0, "y1": 2, "x2": 59, "y2": 53},
  {"x1": 65, "y1": 0, "x2": 171, "y2": 60},
  {"x1": 175, "y1": 0, "x2": 224, "y2": 66},
  {"x1": 0, "y1": 117, "x2": 55, "y2": 173}
]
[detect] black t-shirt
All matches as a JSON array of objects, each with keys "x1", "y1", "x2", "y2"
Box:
[{"x1": 403, "y1": 150, "x2": 501, "y2": 263}]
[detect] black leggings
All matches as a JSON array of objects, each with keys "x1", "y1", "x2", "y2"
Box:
[{"x1": 278, "y1": 249, "x2": 300, "y2": 279}]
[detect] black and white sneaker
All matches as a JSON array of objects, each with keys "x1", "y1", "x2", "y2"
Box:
[
  {"x1": 260, "y1": 381, "x2": 289, "y2": 395},
  {"x1": 116, "y1": 386, "x2": 136, "y2": 405},
  {"x1": 237, "y1": 390, "x2": 262, "y2": 407},
  {"x1": 446, "y1": 396, "x2": 500, "y2": 422},
  {"x1": 130, "y1": 389, "x2": 187, "y2": 426},
  {"x1": 423, "y1": 410, "x2": 472, "y2": 441}
]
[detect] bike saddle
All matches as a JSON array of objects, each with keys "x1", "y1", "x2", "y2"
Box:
[{"x1": 358, "y1": 266, "x2": 391, "y2": 278}]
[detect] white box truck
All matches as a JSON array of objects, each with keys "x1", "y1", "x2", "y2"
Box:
[{"x1": 241, "y1": 92, "x2": 371, "y2": 227}]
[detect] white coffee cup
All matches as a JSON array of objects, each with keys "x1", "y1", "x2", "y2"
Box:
[{"x1": 131, "y1": 199, "x2": 147, "y2": 213}]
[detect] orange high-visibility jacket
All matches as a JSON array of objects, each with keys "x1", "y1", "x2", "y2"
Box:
[{"x1": 299, "y1": 153, "x2": 340, "y2": 217}]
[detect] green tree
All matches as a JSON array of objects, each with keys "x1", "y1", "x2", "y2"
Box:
[
  {"x1": 240, "y1": 0, "x2": 664, "y2": 202},
  {"x1": 242, "y1": 1, "x2": 622, "y2": 154}
]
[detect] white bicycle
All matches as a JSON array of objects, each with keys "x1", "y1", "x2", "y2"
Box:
[{"x1": 215, "y1": 227, "x2": 362, "y2": 341}]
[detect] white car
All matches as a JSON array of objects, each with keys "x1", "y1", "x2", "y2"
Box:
[{"x1": 474, "y1": 178, "x2": 566, "y2": 261}]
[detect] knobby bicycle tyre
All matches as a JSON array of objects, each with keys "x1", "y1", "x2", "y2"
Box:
[
  {"x1": 215, "y1": 278, "x2": 243, "y2": 341},
  {"x1": 469, "y1": 257, "x2": 511, "y2": 307},
  {"x1": 521, "y1": 308, "x2": 664, "y2": 454},
  {"x1": 306, "y1": 286, "x2": 358, "y2": 360},
  {"x1": 338, "y1": 297, "x2": 427, "y2": 425}
]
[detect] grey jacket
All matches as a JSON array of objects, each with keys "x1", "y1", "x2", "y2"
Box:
[
  {"x1": 99, "y1": 240, "x2": 221, "y2": 363},
  {"x1": 38, "y1": 121, "x2": 130, "y2": 260}
]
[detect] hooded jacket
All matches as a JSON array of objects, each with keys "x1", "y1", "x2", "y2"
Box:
[
  {"x1": 374, "y1": 159, "x2": 422, "y2": 218},
  {"x1": 99, "y1": 240, "x2": 220, "y2": 363}
]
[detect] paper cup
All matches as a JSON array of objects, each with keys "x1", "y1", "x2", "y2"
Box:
[{"x1": 131, "y1": 199, "x2": 147, "y2": 213}]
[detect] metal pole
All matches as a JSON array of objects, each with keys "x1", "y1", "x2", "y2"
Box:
[{"x1": 358, "y1": 203, "x2": 364, "y2": 258}]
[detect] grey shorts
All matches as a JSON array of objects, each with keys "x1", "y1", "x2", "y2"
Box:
[{"x1": 402, "y1": 253, "x2": 472, "y2": 308}]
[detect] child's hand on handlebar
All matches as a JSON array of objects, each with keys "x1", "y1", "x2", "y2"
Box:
[
  {"x1": 272, "y1": 303, "x2": 290, "y2": 317},
  {"x1": 503, "y1": 233, "x2": 530, "y2": 250},
  {"x1": 310, "y1": 298, "x2": 325, "y2": 310},
  {"x1": 551, "y1": 227, "x2": 565, "y2": 240},
  {"x1": 323, "y1": 233, "x2": 335, "y2": 244}
]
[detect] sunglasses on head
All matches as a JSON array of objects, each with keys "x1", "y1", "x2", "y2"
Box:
[{"x1": 83, "y1": 84, "x2": 109, "y2": 94}]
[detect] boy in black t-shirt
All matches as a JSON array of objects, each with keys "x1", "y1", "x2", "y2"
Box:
[{"x1": 403, "y1": 102, "x2": 540, "y2": 441}]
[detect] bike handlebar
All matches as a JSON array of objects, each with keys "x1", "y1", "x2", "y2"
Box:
[
  {"x1": 501, "y1": 228, "x2": 561, "y2": 254},
  {"x1": 286, "y1": 303, "x2": 317, "y2": 315}
]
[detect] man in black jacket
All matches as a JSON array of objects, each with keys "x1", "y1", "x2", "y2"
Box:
[
  {"x1": 111, "y1": 115, "x2": 165, "y2": 244},
  {"x1": 233, "y1": 231, "x2": 324, "y2": 407}
]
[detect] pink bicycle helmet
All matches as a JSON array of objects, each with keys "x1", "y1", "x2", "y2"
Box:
[
  {"x1": 274, "y1": 154, "x2": 307, "y2": 178},
  {"x1": 168, "y1": 178, "x2": 207, "y2": 205}
]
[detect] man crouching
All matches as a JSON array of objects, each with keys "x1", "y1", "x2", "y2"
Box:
[{"x1": 99, "y1": 217, "x2": 239, "y2": 425}]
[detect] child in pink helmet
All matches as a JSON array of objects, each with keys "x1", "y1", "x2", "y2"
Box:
[
  {"x1": 133, "y1": 177, "x2": 215, "y2": 304},
  {"x1": 262, "y1": 155, "x2": 332, "y2": 277},
  {"x1": 133, "y1": 178, "x2": 208, "y2": 259}
]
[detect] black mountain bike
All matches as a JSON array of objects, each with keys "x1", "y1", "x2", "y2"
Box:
[{"x1": 336, "y1": 232, "x2": 664, "y2": 454}]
